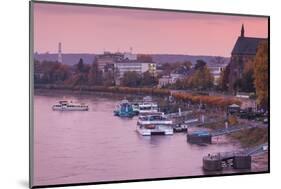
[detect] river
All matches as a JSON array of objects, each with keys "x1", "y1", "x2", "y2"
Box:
[{"x1": 33, "y1": 93, "x2": 243, "y2": 186}]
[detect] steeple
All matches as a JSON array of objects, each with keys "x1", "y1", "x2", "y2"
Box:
[{"x1": 241, "y1": 24, "x2": 245, "y2": 37}]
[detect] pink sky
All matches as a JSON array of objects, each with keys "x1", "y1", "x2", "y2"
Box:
[{"x1": 33, "y1": 2, "x2": 268, "y2": 57}]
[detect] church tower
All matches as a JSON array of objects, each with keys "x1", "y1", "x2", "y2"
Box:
[{"x1": 241, "y1": 24, "x2": 245, "y2": 37}]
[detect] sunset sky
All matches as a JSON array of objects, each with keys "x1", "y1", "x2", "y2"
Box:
[{"x1": 33, "y1": 2, "x2": 268, "y2": 57}]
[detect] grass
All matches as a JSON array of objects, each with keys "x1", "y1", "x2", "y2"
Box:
[
  {"x1": 229, "y1": 127, "x2": 268, "y2": 148},
  {"x1": 198, "y1": 114, "x2": 268, "y2": 148}
]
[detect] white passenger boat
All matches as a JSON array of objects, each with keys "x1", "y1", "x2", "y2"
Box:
[
  {"x1": 137, "y1": 124, "x2": 173, "y2": 136},
  {"x1": 136, "y1": 114, "x2": 173, "y2": 136},
  {"x1": 138, "y1": 115, "x2": 172, "y2": 125},
  {"x1": 52, "y1": 100, "x2": 89, "y2": 111}
]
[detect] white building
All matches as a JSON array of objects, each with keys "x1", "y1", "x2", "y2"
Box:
[
  {"x1": 114, "y1": 62, "x2": 156, "y2": 77},
  {"x1": 208, "y1": 65, "x2": 226, "y2": 85},
  {"x1": 158, "y1": 73, "x2": 185, "y2": 88},
  {"x1": 123, "y1": 52, "x2": 137, "y2": 61}
]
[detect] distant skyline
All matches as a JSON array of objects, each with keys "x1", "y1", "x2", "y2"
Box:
[{"x1": 33, "y1": 3, "x2": 268, "y2": 57}]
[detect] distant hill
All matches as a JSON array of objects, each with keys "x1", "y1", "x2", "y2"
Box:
[
  {"x1": 34, "y1": 53, "x2": 96, "y2": 65},
  {"x1": 151, "y1": 54, "x2": 230, "y2": 65},
  {"x1": 34, "y1": 53, "x2": 230, "y2": 65}
]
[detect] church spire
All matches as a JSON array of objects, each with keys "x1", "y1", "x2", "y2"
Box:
[{"x1": 241, "y1": 24, "x2": 245, "y2": 37}]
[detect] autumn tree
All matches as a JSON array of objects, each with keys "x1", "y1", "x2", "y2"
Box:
[
  {"x1": 218, "y1": 64, "x2": 230, "y2": 91},
  {"x1": 103, "y1": 71, "x2": 115, "y2": 86},
  {"x1": 189, "y1": 65, "x2": 214, "y2": 90},
  {"x1": 141, "y1": 71, "x2": 158, "y2": 86},
  {"x1": 254, "y1": 41, "x2": 268, "y2": 109},
  {"x1": 34, "y1": 60, "x2": 70, "y2": 84},
  {"x1": 240, "y1": 60, "x2": 255, "y2": 92},
  {"x1": 137, "y1": 54, "x2": 153, "y2": 62},
  {"x1": 88, "y1": 58, "x2": 102, "y2": 85},
  {"x1": 72, "y1": 58, "x2": 90, "y2": 85}
]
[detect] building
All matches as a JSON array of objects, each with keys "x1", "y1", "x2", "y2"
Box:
[
  {"x1": 96, "y1": 51, "x2": 156, "y2": 85},
  {"x1": 114, "y1": 61, "x2": 156, "y2": 77},
  {"x1": 96, "y1": 52, "x2": 124, "y2": 71},
  {"x1": 208, "y1": 65, "x2": 226, "y2": 85},
  {"x1": 228, "y1": 24, "x2": 267, "y2": 92},
  {"x1": 123, "y1": 52, "x2": 137, "y2": 61},
  {"x1": 158, "y1": 73, "x2": 185, "y2": 88}
]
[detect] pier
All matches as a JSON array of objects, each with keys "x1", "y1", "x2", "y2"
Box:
[
  {"x1": 202, "y1": 143, "x2": 268, "y2": 171},
  {"x1": 187, "y1": 123, "x2": 267, "y2": 144},
  {"x1": 166, "y1": 110, "x2": 193, "y2": 118}
]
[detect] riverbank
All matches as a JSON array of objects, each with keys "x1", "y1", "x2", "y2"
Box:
[
  {"x1": 34, "y1": 88, "x2": 183, "y2": 113},
  {"x1": 35, "y1": 87, "x2": 267, "y2": 149},
  {"x1": 34, "y1": 91, "x2": 268, "y2": 173},
  {"x1": 34, "y1": 84, "x2": 241, "y2": 108},
  {"x1": 200, "y1": 116, "x2": 268, "y2": 148}
]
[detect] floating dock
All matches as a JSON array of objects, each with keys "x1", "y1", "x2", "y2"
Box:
[
  {"x1": 187, "y1": 130, "x2": 212, "y2": 144},
  {"x1": 202, "y1": 143, "x2": 268, "y2": 171}
]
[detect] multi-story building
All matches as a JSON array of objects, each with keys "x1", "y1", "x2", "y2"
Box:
[
  {"x1": 114, "y1": 61, "x2": 156, "y2": 77},
  {"x1": 96, "y1": 52, "x2": 124, "y2": 72},
  {"x1": 96, "y1": 51, "x2": 156, "y2": 84},
  {"x1": 158, "y1": 73, "x2": 186, "y2": 88}
]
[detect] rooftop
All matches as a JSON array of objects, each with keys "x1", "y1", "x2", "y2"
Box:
[{"x1": 231, "y1": 36, "x2": 267, "y2": 55}]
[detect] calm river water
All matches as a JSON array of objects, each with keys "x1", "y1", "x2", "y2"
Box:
[{"x1": 33, "y1": 93, "x2": 242, "y2": 186}]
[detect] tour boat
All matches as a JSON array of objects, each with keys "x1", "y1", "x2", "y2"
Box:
[
  {"x1": 137, "y1": 124, "x2": 174, "y2": 136},
  {"x1": 136, "y1": 114, "x2": 174, "y2": 136},
  {"x1": 137, "y1": 114, "x2": 172, "y2": 125},
  {"x1": 114, "y1": 99, "x2": 135, "y2": 118},
  {"x1": 52, "y1": 100, "x2": 89, "y2": 111}
]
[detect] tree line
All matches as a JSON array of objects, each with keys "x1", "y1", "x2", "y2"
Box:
[
  {"x1": 34, "y1": 58, "x2": 158, "y2": 88},
  {"x1": 163, "y1": 60, "x2": 214, "y2": 91}
]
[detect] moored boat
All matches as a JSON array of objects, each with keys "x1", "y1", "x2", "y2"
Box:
[
  {"x1": 114, "y1": 99, "x2": 135, "y2": 118},
  {"x1": 137, "y1": 114, "x2": 172, "y2": 125},
  {"x1": 136, "y1": 114, "x2": 173, "y2": 136},
  {"x1": 136, "y1": 124, "x2": 174, "y2": 136},
  {"x1": 52, "y1": 100, "x2": 89, "y2": 111}
]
